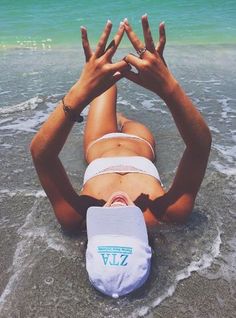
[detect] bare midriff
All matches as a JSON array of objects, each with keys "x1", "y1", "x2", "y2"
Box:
[
  {"x1": 81, "y1": 137, "x2": 165, "y2": 226},
  {"x1": 85, "y1": 136, "x2": 155, "y2": 163}
]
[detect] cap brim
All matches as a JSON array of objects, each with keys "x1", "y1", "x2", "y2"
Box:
[{"x1": 87, "y1": 205, "x2": 148, "y2": 244}]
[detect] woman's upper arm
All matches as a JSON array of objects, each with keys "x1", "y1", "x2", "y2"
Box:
[
  {"x1": 32, "y1": 156, "x2": 83, "y2": 232},
  {"x1": 153, "y1": 146, "x2": 211, "y2": 223}
]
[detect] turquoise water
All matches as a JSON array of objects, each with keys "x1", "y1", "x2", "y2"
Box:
[{"x1": 0, "y1": 0, "x2": 236, "y2": 49}]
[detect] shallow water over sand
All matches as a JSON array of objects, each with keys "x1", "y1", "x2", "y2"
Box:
[{"x1": 0, "y1": 46, "x2": 236, "y2": 317}]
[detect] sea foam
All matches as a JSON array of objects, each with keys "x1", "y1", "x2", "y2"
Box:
[
  {"x1": 0, "y1": 197, "x2": 68, "y2": 311},
  {"x1": 0, "y1": 96, "x2": 43, "y2": 114},
  {"x1": 0, "y1": 96, "x2": 89, "y2": 133}
]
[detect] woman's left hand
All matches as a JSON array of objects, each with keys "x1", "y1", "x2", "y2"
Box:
[
  {"x1": 66, "y1": 21, "x2": 129, "y2": 109},
  {"x1": 123, "y1": 15, "x2": 177, "y2": 100}
]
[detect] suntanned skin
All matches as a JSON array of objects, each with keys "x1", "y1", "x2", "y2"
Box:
[{"x1": 30, "y1": 16, "x2": 211, "y2": 233}]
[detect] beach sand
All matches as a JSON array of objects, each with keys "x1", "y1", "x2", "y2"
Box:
[{"x1": 0, "y1": 46, "x2": 236, "y2": 317}]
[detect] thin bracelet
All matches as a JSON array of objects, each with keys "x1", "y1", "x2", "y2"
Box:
[{"x1": 62, "y1": 96, "x2": 83, "y2": 123}]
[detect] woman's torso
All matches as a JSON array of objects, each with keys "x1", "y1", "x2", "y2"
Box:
[{"x1": 80, "y1": 136, "x2": 165, "y2": 226}]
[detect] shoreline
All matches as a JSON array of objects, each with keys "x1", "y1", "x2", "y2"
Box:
[{"x1": 1, "y1": 42, "x2": 236, "y2": 53}]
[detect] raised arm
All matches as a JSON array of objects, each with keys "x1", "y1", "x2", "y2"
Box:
[
  {"x1": 30, "y1": 21, "x2": 128, "y2": 232},
  {"x1": 123, "y1": 15, "x2": 211, "y2": 223}
]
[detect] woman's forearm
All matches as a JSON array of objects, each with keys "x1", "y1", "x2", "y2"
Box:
[
  {"x1": 123, "y1": 16, "x2": 211, "y2": 153},
  {"x1": 30, "y1": 90, "x2": 84, "y2": 161},
  {"x1": 162, "y1": 80, "x2": 212, "y2": 152},
  {"x1": 30, "y1": 22, "x2": 128, "y2": 163}
]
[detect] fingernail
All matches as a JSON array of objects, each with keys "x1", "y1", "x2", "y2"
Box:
[
  {"x1": 107, "y1": 19, "x2": 112, "y2": 25},
  {"x1": 161, "y1": 21, "x2": 165, "y2": 26},
  {"x1": 124, "y1": 18, "x2": 128, "y2": 24},
  {"x1": 120, "y1": 21, "x2": 124, "y2": 27},
  {"x1": 143, "y1": 13, "x2": 148, "y2": 18},
  {"x1": 80, "y1": 26, "x2": 86, "y2": 30}
]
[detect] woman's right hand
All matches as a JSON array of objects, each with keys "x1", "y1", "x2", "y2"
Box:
[
  {"x1": 66, "y1": 21, "x2": 129, "y2": 109},
  {"x1": 123, "y1": 15, "x2": 177, "y2": 100}
]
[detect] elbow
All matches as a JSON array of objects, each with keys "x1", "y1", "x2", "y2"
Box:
[
  {"x1": 29, "y1": 136, "x2": 37, "y2": 159},
  {"x1": 161, "y1": 196, "x2": 195, "y2": 224},
  {"x1": 30, "y1": 131, "x2": 59, "y2": 163},
  {"x1": 29, "y1": 135, "x2": 45, "y2": 163},
  {"x1": 29, "y1": 136, "x2": 41, "y2": 162}
]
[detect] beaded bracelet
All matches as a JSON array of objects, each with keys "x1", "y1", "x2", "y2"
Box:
[{"x1": 62, "y1": 96, "x2": 83, "y2": 123}]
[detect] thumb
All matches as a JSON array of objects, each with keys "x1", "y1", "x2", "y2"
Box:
[{"x1": 110, "y1": 59, "x2": 130, "y2": 73}]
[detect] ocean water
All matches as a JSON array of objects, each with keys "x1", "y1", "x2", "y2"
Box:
[
  {"x1": 0, "y1": 1, "x2": 236, "y2": 318},
  {"x1": 0, "y1": 0, "x2": 236, "y2": 49}
]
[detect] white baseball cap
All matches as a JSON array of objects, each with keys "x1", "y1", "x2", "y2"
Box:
[{"x1": 86, "y1": 205, "x2": 152, "y2": 298}]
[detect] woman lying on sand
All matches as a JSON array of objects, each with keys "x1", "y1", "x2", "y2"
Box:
[{"x1": 30, "y1": 15, "x2": 211, "y2": 297}]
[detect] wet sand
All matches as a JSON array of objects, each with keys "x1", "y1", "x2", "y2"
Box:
[{"x1": 0, "y1": 46, "x2": 236, "y2": 317}]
